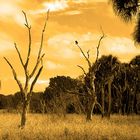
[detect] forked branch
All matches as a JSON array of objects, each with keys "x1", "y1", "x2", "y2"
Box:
[
  {"x1": 75, "y1": 41, "x2": 91, "y2": 68},
  {"x1": 22, "y1": 11, "x2": 31, "y2": 69},
  {"x1": 30, "y1": 53, "x2": 45, "y2": 78},
  {"x1": 29, "y1": 66, "x2": 43, "y2": 94},
  {"x1": 30, "y1": 10, "x2": 49, "y2": 78}
]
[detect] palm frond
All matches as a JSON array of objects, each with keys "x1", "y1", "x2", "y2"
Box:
[
  {"x1": 130, "y1": 55, "x2": 140, "y2": 66},
  {"x1": 110, "y1": 0, "x2": 138, "y2": 22},
  {"x1": 133, "y1": 13, "x2": 140, "y2": 44}
]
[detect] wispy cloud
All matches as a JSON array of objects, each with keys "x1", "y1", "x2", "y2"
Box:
[
  {"x1": 70, "y1": 0, "x2": 107, "y2": 3},
  {"x1": 18, "y1": 76, "x2": 49, "y2": 85},
  {"x1": 47, "y1": 33, "x2": 78, "y2": 59},
  {"x1": 43, "y1": 1, "x2": 68, "y2": 12},
  {"x1": 46, "y1": 60, "x2": 64, "y2": 70},
  {"x1": 0, "y1": 34, "x2": 14, "y2": 53},
  {"x1": 63, "y1": 10, "x2": 82, "y2": 15},
  {"x1": 0, "y1": 1, "x2": 24, "y2": 26},
  {"x1": 103, "y1": 37, "x2": 139, "y2": 54},
  {"x1": 48, "y1": 32, "x2": 140, "y2": 62},
  {"x1": 103, "y1": 37, "x2": 140, "y2": 62},
  {"x1": 30, "y1": 1, "x2": 68, "y2": 14},
  {"x1": 36, "y1": 79, "x2": 49, "y2": 85}
]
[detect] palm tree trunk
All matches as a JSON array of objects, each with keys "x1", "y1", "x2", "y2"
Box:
[
  {"x1": 107, "y1": 80, "x2": 112, "y2": 119},
  {"x1": 101, "y1": 84, "x2": 105, "y2": 118}
]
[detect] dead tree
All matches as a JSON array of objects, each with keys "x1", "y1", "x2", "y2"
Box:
[
  {"x1": 75, "y1": 31, "x2": 105, "y2": 121},
  {"x1": 4, "y1": 11, "x2": 49, "y2": 128}
]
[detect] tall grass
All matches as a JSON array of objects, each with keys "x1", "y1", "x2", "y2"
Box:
[{"x1": 0, "y1": 113, "x2": 139, "y2": 140}]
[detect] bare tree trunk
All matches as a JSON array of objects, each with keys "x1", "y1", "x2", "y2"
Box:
[
  {"x1": 101, "y1": 84, "x2": 105, "y2": 118},
  {"x1": 86, "y1": 97, "x2": 96, "y2": 121},
  {"x1": 107, "y1": 80, "x2": 112, "y2": 119},
  {"x1": 20, "y1": 100, "x2": 28, "y2": 128},
  {"x1": 75, "y1": 31, "x2": 105, "y2": 121}
]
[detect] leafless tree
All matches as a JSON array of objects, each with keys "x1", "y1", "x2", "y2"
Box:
[
  {"x1": 4, "y1": 10, "x2": 49, "y2": 128},
  {"x1": 74, "y1": 31, "x2": 105, "y2": 121}
]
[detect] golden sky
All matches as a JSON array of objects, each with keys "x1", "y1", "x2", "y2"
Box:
[{"x1": 0, "y1": 0, "x2": 140, "y2": 94}]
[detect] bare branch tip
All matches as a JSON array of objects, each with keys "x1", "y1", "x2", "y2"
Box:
[
  {"x1": 42, "y1": 53, "x2": 45, "y2": 57},
  {"x1": 47, "y1": 9, "x2": 50, "y2": 14},
  {"x1": 22, "y1": 10, "x2": 25, "y2": 14}
]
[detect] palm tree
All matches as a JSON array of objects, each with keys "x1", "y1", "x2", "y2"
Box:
[
  {"x1": 130, "y1": 55, "x2": 140, "y2": 113},
  {"x1": 95, "y1": 55, "x2": 120, "y2": 118},
  {"x1": 110, "y1": 0, "x2": 140, "y2": 44},
  {"x1": 117, "y1": 63, "x2": 137, "y2": 114}
]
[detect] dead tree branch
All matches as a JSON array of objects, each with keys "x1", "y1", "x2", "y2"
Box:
[
  {"x1": 4, "y1": 57, "x2": 23, "y2": 92},
  {"x1": 22, "y1": 11, "x2": 31, "y2": 69},
  {"x1": 30, "y1": 10, "x2": 49, "y2": 78},
  {"x1": 75, "y1": 41, "x2": 91, "y2": 68},
  {"x1": 29, "y1": 54, "x2": 45, "y2": 78},
  {"x1": 74, "y1": 28, "x2": 105, "y2": 121},
  {"x1": 14, "y1": 43, "x2": 24, "y2": 67},
  {"x1": 4, "y1": 10, "x2": 49, "y2": 128},
  {"x1": 87, "y1": 50, "x2": 90, "y2": 59},
  {"x1": 38, "y1": 10, "x2": 49, "y2": 60},
  {"x1": 29, "y1": 66, "x2": 43, "y2": 94},
  {"x1": 77, "y1": 65, "x2": 87, "y2": 76},
  {"x1": 95, "y1": 27, "x2": 105, "y2": 63}
]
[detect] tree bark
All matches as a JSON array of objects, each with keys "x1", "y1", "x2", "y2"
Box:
[
  {"x1": 101, "y1": 84, "x2": 105, "y2": 118},
  {"x1": 20, "y1": 100, "x2": 28, "y2": 128},
  {"x1": 86, "y1": 97, "x2": 96, "y2": 121},
  {"x1": 107, "y1": 80, "x2": 112, "y2": 119}
]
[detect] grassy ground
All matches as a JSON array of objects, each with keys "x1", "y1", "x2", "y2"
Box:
[{"x1": 0, "y1": 113, "x2": 139, "y2": 140}]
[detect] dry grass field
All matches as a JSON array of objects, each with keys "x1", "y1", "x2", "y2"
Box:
[{"x1": 0, "y1": 113, "x2": 139, "y2": 140}]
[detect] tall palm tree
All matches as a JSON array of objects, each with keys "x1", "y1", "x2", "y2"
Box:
[
  {"x1": 110, "y1": 0, "x2": 140, "y2": 43},
  {"x1": 130, "y1": 55, "x2": 140, "y2": 113},
  {"x1": 95, "y1": 55, "x2": 120, "y2": 118}
]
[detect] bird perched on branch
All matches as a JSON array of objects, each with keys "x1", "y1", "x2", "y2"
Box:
[{"x1": 75, "y1": 40, "x2": 78, "y2": 45}]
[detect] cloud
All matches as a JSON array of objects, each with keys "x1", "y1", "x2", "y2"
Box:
[
  {"x1": 30, "y1": 0, "x2": 107, "y2": 15},
  {"x1": 70, "y1": 0, "x2": 107, "y2": 3},
  {"x1": 0, "y1": 34, "x2": 14, "y2": 52},
  {"x1": 48, "y1": 32, "x2": 140, "y2": 63},
  {"x1": 18, "y1": 76, "x2": 49, "y2": 85},
  {"x1": 46, "y1": 60, "x2": 64, "y2": 70},
  {"x1": 43, "y1": 1, "x2": 68, "y2": 12},
  {"x1": 63, "y1": 10, "x2": 82, "y2": 15},
  {"x1": 47, "y1": 33, "x2": 78, "y2": 59},
  {"x1": 47, "y1": 32, "x2": 100, "y2": 59},
  {"x1": 0, "y1": 0, "x2": 25, "y2": 26},
  {"x1": 103, "y1": 37, "x2": 138, "y2": 54},
  {"x1": 36, "y1": 79, "x2": 49, "y2": 85},
  {"x1": 31, "y1": 1, "x2": 68, "y2": 14},
  {"x1": 100, "y1": 36, "x2": 140, "y2": 62}
]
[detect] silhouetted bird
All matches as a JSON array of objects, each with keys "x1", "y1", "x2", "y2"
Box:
[{"x1": 75, "y1": 40, "x2": 78, "y2": 45}]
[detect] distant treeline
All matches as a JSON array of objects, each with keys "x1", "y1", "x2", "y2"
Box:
[{"x1": 0, "y1": 55, "x2": 140, "y2": 115}]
